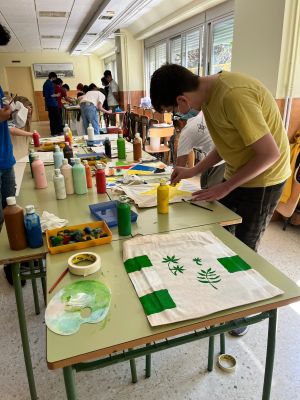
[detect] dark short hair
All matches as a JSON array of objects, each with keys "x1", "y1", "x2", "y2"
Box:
[
  {"x1": 83, "y1": 85, "x2": 89, "y2": 94},
  {"x1": 101, "y1": 77, "x2": 109, "y2": 86},
  {"x1": 0, "y1": 25, "x2": 11, "y2": 46},
  {"x1": 77, "y1": 83, "x2": 84, "y2": 91},
  {"x1": 88, "y1": 83, "x2": 97, "y2": 91},
  {"x1": 48, "y1": 72, "x2": 57, "y2": 79},
  {"x1": 104, "y1": 70, "x2": 112, "y2": 78},
  {"x1": 54, "y1": 78, "x2": 63, "y2": 85},
  {"x1": 150, "y1": 64, "x2": 199, "y2": 113},
  {"x1": 62, "y1": 84, "x2": 70, "y2": 91}
]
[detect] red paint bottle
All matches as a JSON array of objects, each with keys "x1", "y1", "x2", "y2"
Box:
[
  {"x1": 83, "y1": 160, "x2": 93, "y2": 188},
  {"x1": 95, "y1": 164, "x2": 106, "y2": 194},
  {"x1": 33, "y1": 130, "x2": 40, "y2": 147}
]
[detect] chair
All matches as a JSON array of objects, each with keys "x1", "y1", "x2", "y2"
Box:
[
  {"x1": 137, "y1": 107, "x2": 144, "y2": 116},
  {"x1": 129, "y1": 112, "x2": 140, "y2": 140},
  {"x1": 153, "y1": 111, "x2": 164, "y2": 123},
  {"x1": 145, "y1": 126, "x2": 174, "y2": 164},
  {"x1": 140, "y1": 115, "x2": 149, "y2": 149},
  {"x1": 276, "y1": 166, "x2": 300, "y2": 230},
  {"x1": 164, "y1": 112, "x2": 173, "y2": 124}
]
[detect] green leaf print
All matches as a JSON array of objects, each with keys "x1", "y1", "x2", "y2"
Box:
[
  {"x1": 169, "y1": 265, "x2": 185, "y2": 276},
  {"x1": 162, "y1": 255, "x2": 180, "y2": 264},
  {"x1": 197, "y1": 268, "x2": 221, "y2": 290},
  {"x1": 193, "y1": 257, "x2": 203, "y2": 266}
]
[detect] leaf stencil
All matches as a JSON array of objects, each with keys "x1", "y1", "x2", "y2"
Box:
[
  {"x1": 193, "y1": 257, "x2": 203, "y2": 266},
  {"x1": 197, "y1": 268, "x2": 221, "y2": 290}
]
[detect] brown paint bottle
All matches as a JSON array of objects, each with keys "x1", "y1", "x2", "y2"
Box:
[
  {"x1": 3, "y1": 197, "x2": 27, "y2": 250},
  {"x1": 133, "y1": 132, "x2": 142, "y2": 162}
]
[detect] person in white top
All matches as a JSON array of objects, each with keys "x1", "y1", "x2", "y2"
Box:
[
  {"x1": 104, "y1": 70, "x2": 119, "y2": 126},
  {"x1": 79, "y1": 83, "x2": 111, "y2": 134},
  {"x1": 175, "y1": 111, "x2": 225, "y2": 188}
]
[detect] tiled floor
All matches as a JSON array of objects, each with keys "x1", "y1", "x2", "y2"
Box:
[{"x1": 0, "y1": 221, "x2": 299, "y2": 400}]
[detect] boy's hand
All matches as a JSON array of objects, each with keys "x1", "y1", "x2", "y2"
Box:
[
  {"x1": 192, "y1": 181, "x2": 232, "y2": 201},
  {"x1": 171, "y1": 166, "x2": 194, "y2": 184},
  {"x1": 0, "y1": 105, "x2": 11, "y2": 121}
]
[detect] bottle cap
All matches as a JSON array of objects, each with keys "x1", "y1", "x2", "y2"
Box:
[
  {"x1": 118, "y1": 133, "x2": 123, "y2": 138},
  {"x1": 6, "y1": 196, "x2": 16, "y2": 206},
  {"x1": 65, "y1": 124, "x2": 68, "y2": 127},
  {"x1": 74, "y1": 158, "x2": 81, "y2": 164},
  {"x1": 135, "y1": 133, "x2": 140, "y2": 138},
  {"x1": 83, "y1": 160, "x2": 88, "y2": 165},
  {"x1": 33, "y1": 154, "x2": 40, "y2": 160},
  {"x1": 96, "y1": 163, "x2": 104, "y2": 169},
  {"x1": 25, "y1": 205, "x2": 35, "y2": 214},
  {"x1": 88, "y1": 123, "x2": 92, "y2": 127},
  {"x1": 54, "y1": 145, "x2": 60, "y2": 151},
  {"x1": 62, "y1": 158, "x2": 68, "y2": 164},
  {"x1": 119, "y1": 195, "x2": 130, "y2": 203},
  {"x1": 105, "y1": 136, "x2": 109, "y2": 141},
  {"x1": 160, "y1": 179, "x2": 167, "y2": 186},
  {"x1": 29, "y1": 148, "x2": 35, "y2": 154},
  {"x1": 54, "y1": 168, "x2": 61, "y2": 175}
]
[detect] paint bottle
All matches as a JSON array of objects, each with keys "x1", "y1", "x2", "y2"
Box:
[
  {"x1": 83, "y1": 160, "x2": 93, "y2": 188},
  {"x1": 53, "y1": 144, "x2": 64, "y2": 169},
  {"x1": 87, "y1": 123, "x2": 95, "y2": 141},
  {"x1": 61, "y1": 158, "x2": 74, "y2": 195},
  {"x1": 157, "y1": 180, "x2": 169, "y2": 214},
  {"x1": 95, "y1": 164, "x2": 106, "y2": 194},
  {"x1": 32, "y1": 130, "x2": 40, "y2": 147},
  {"x1": 117, "y1": 134, "x2": 126, "y2": 160},
  {"x1": 53, "y1": 169, "x2": 67, "y2": 200},
  {"x1": 69, "y1": 157, "x2": 76, "y2": 167},
  {"x1": 64, "y1": 133, "x2": 71, "y2": 146},
  {"x1": 117, "y1": 196, "x2": 131, "y2": 236},
  {"x1": 3, "y1": 197, "x2": 27, "y2": 250},
  {"x1": 32, "y1": 154, "x2": 48, "y2": 189},
  {"x1": 104, "y1": 137, "x2": 112, "y2": 158},
  {"x1": 28, "y1": 149, "x2": 35, "y2": 178},
  {"x1": 63, "y1": 142, "x2": 73, "y2": 164},
  {"x1": 24, "y1": 205, "x2": 43, "y2": 248},
  {"x1": 133, "y1": 132, "x2": 142, "y2": 162},
  {"x1": 63, "y1": 124, "x2": 73, "y2": 144},
  {"x1": 72, "y1": 159, "x2": 87, "y2": 194}
]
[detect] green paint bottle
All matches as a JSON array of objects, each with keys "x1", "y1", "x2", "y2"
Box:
[
  {"x1": 117, "y1": 195, "x2": 131, "y2": 236},
  {"x1": 117, "y1": 134, "x2": 126, "y2": 160}
]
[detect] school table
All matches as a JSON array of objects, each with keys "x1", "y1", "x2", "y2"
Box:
[
  {"x1": 0, "y1": 161, "x2": 241, "y2": 400},
  {"x1": 46, "y1": 223, "x2": 300, "y2": 400}
]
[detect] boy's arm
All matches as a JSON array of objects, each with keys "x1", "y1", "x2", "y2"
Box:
[
  {"x1": 192, "y1": 133, "x2": 280, "y2": 201},
  {"x1": 0, "y1": 105, "x2": 11, "y2": 121}
]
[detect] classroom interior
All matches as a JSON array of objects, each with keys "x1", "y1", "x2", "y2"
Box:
[{"x1": 0, "y1": 0, "x2": 300, "y2": 399}]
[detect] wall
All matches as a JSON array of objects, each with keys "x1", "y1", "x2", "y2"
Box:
[
  {"x1": 0, "y1": 52, "x2": 103, "y2": 120},
  {"x1": 231, "y1": 0, "x2": 286, "y2": 96}
]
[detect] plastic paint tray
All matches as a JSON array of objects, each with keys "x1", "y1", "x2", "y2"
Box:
[{"x1": 89, "y1": 201, "x2": 138, "y2": 227}]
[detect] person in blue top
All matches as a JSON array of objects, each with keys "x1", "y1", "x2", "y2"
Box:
[{"x1": 43, "y1": 72, "x2": 62, "y2": 136}]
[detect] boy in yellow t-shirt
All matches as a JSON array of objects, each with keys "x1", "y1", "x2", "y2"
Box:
[{"x1": 150, "y1": 64, "x2": 290, "y2": 251}]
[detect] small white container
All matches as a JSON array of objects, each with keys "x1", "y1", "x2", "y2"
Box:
[{"x1": 150, "y1": 136, "x2": 161, "y2": 151}]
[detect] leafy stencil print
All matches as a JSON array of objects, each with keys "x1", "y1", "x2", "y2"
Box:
[
  {"x1": 193, "y1": 257, "x2": 202, "y2": 266},
  {"x1": 162, "y1": 255, "x2": 185, "y2": 276},
  {"x1": 197, "y1": 268, "x2": 221, "y2": 290}
]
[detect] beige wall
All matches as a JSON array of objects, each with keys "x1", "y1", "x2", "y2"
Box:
[
  {"x1": 0, "y1": 52, "x2": 103, "y2": 92},
  {"x1": 231, "y1": 0, "x2": 286, "y2": 96}
]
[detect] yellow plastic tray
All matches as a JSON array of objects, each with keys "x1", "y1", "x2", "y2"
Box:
[{"x1": 46, "y1": 221, "x2": 112, "y2": 255}]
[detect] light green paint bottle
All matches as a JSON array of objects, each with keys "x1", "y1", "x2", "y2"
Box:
[{"x1": 72, "y1": 159, "x2": 87, "y2": 195}]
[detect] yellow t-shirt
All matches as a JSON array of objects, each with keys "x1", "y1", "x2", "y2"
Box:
[{"x1": 201, "y1": 71, "x2": 290, "y2": 187}]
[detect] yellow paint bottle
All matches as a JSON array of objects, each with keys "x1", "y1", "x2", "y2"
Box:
[{"x1": 157, "y1": 180, "x2": 169, "y2": 214}]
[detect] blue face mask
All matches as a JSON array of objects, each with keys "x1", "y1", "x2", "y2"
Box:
[{"x1": 176, "y1": 108, "x2": 199, "y2": 120}]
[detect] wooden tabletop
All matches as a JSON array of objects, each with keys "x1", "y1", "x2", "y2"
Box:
[{"x1": 46, "y1": 223, "x2": 300, "y2": 369}]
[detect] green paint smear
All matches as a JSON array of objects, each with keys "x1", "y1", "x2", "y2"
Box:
[
  {"x1": 124, "y1": 255, "x2": 153, "y2": 273},
  {"x1": 217, "y1": 255, "x2": 252, "y2": 273}
]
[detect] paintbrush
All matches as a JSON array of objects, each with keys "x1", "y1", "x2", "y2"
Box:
[
  {"x1": 48, "y1": 267, "x2": 69, "y2": 294},
  {"x1": 181, "y1": 198, "x2": 213, "y2": 212}
]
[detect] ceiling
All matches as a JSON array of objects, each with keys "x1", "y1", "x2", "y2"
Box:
[{"x1": 0, "y1": 0, "x2": 222, "y2": 56}]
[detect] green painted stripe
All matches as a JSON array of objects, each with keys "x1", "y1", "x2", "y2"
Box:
[
  {"x1": 124, "y1": 255, "x2": 153, "y2": 273},
  {"x1": 139, "y1": 289, "x2": 176, "y2": 315},
  {"x1": 217, "y1": 255, "x2": 252, "y2": 273}
]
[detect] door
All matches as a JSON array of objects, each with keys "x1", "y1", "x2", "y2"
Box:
[{"x1": 5, "y1": 66, "x2": 38, "y2": 121}]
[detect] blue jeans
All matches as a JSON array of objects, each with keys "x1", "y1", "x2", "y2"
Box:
[
  {"x1": 0, "y1": 167, "x2": 16, "y2": 225},
  {"x1": 80, "y1": 102, "x2": 100, "y2": 134}
]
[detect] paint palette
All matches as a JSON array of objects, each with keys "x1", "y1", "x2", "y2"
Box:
[{"x1": 45, "y1": 280, "x2": 111, "y2": 335}]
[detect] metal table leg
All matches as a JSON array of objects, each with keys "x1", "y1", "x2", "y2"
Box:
[
  {"x1": 11, "y1": 262, "x2": 37, "y2": 400},
  {"x1": 145, "y1": 343, "x2": 151, "y2": 378},
  {"x1": 129, "y1": 348, "x2": 137, "y2": 383},
  {"x1": 63, "y1": 366, "x2": 77, "y2": 400},
  {"x1": 262, "y1": 309, "x2": 277, "y2": 400},
  {"x1": 207, "y1": 327, "x2": 215, "y2": 372},
  {"x1": 220, "y1": 332, "x2": 226, "y2": 354},
  {"x1": 38, "y1": 258, "x2": 46, "y2": 305},
  {"x1": 29, "y1": 260, "x2": 40, "y2": 315}
]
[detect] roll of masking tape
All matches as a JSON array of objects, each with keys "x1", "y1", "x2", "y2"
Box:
[
  {"x1": 217, "y1": 354, "x2": 236, "y2": 373},
  {"x1": 68, "y1": 252, "x2": 101, "y2": 277}
]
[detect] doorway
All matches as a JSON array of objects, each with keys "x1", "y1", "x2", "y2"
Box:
[{"x1": 5, "y1": 66, "x2": 38, "y2": 121}]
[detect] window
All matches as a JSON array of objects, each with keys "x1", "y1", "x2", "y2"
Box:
[
  {"x1": 209, "y1": 17, "x2": 234, "y2": 75},
  {"x1": 146, "y1": 42, "x2": 167, "y2": 92},
  {"x1": 170, "y1": 36, "x2": 182, "y2": 65},
  {"x1": 183, "y1": 29, "x2": 200, "y2": 75},
  {"x1": 104, "y1": 58, "x2": 118, "y2": 83}
]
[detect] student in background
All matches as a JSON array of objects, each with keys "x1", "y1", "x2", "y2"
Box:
[
  {"x1": 104, "y1": 70, "x2": 119, "y2": 126},
  {"x1": 100, "y1": 77, "x2": 110, "y2": 127},
  {"x1": 43, "y1": 72, "x2": 62, "y2": 136},
  {"x1": 79, "y1": 84, "x2": 111, "y2": 134},
  {"x1": 175, "y1": 112, "x2": 225, "y2": 188}
]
